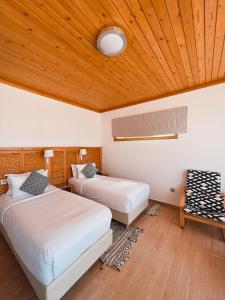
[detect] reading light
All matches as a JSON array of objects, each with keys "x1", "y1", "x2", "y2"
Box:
[
  {"x1": 80, "y1": 149, "x2": 87, "y2": 160},
  {"x1": 97, "y1": 26, "x2": 127, "y2": 56},
  {"x1": 44, "y1": 149, "x2": 54, "y2": 164}
]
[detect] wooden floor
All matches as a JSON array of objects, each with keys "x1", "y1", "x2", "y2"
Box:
[{"x1": 0, "y1": 206, "x2": 224, "y2": 300}]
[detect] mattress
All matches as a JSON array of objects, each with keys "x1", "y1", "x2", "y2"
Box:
[
  {"x1": 0, "y1": 187, "x2": 111, "y2": 285},
  {"x1": 68, "y1": 175, "x2": 150, "y2": 214}
]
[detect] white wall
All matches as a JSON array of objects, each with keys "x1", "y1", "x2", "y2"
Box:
[
  {"x1": 0, "y1": 84, "x2": 101, "y2": 147},
  {"x1": 101, "y1": 84, "x2": 225, "y2": 206},
  {"x1": 2, "y1": 82, "x2": 225, "y2": 206}
]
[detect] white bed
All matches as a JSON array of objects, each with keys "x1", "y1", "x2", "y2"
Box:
[
  {"x1": 68, "y1": 175, "x2": 150, "y2": 226},
  {"x1": 0, "y1": 186, "x2": 112, "y2": 300}
]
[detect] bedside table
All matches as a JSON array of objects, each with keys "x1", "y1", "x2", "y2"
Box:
[{"x1": 57, "y1": 183, "x2": 72, "y2": 192}]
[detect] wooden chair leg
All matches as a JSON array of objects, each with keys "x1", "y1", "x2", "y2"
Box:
[
  {"x1": 222, "y1": 229, "x2": 225, "y2": 242},
  {"x1": 180, "y1": 210, "x2": 185, "y2": 229}
]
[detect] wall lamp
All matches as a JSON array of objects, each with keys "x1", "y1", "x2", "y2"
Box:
[
  {"x1": 80, "y1": 149, "x2": 87, "y2": 160},
  {"x1": 44, "y1": 149, "x2": 54, "y2": 164}
]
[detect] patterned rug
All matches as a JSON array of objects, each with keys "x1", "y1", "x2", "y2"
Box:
[
  {"x1": 147, "y1": 203, "x2": 162, "y2": 216},
  {"x1": 100, "y1": 220, "x2": 143, "y2": 271}
]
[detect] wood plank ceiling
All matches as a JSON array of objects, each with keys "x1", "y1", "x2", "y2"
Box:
[{"x1": 0, "y1": 0, "x2": 225, "y2": 112}]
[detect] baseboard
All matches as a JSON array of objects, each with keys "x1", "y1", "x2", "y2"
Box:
[{"x1": 149, "y1": 198, "x2": 179, "y2": 210}]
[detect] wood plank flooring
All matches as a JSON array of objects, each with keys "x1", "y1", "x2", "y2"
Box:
[{"x1": 0, "y1": 206, "x2": 224, "y2": 300}]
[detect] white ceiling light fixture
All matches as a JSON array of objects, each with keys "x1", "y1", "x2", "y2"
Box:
[{"x1": 97, "y1": 26, "x2": 127, "y2": 56}]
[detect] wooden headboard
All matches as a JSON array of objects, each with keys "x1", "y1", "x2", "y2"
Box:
[{"x1": 0, "y1": 147, "x2": 102, "y2": 194}]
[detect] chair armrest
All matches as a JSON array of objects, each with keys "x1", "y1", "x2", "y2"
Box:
[{"x1": 180, "y1": 192, "x2": 185, "y2": 209}]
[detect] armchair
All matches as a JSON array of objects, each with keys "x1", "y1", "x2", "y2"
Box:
[{"x1": 180, "y1": 169, "x2": 225, "y2": 231}]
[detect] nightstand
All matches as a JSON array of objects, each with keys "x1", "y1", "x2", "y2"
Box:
[{"x1": 57, "y1": 183, "x2": 72, "y2": 192}]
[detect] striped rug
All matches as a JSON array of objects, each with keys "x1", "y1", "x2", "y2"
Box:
[
  {"x1": 100, "y1": 220, "x2": 143, "y2": 271},
  {"x1": 147, "y1": 203, "x2": 162, "y2": 216}
]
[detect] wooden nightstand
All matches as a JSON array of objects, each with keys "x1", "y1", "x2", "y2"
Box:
[{"x1": 57, "y1": 183, "x2": 72, "y2": 192}]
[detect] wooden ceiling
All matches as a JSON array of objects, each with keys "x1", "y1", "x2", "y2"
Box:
[{"x1": 0, "y1": 0, "x2": 225, "y2": 112}]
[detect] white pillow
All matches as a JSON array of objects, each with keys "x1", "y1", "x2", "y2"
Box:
[
  {"x1": 7, "y1": 169, "x2": 48, "y2": 198},
  {"x1": 71, "y1": 163, "x2": 96, "y2": 179},
  {"x1": 71, "y1": 164, "x2": 78, "y2": 178}
]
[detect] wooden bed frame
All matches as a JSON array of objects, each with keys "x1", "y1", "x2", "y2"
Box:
[
  {"x1": 70, "y1": 184, "x2": 149, "y2": 226},
  {"x1": 0, "y1": 224, "x2": 112, "y2": 300}
]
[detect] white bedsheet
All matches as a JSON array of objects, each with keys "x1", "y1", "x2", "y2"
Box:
[
  {"x1": 68, "y1": 175, "x2": 150, "y2": 213},
  {"x1": 0, "y1": 188, "x2": 111, "y2": 285}
]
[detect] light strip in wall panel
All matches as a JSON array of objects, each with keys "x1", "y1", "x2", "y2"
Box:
[{"x1": 113, "y1": 134, "x2": 178, "y2": 142}]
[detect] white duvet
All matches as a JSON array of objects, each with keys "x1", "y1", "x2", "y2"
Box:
[
  {"x1": 68, "y1": 175, "x2": 150, "y2": 213},
  {"x1": 0, "y1": 187, "x2": 111, "y2": 285}
]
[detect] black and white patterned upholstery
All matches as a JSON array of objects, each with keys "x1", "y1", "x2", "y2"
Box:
[
  {"x1": 184, "y1": 169, "x2": 225, "y2": 223},
  {"x1": 81, "y1": 163, "x2": 98, "y2": 178},
  {"x1": 20, "y1": 171, "x2": 48, "y2": 196}
]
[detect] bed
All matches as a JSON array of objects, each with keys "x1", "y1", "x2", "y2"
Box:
[
  {"x1": 0, "y1": 186, "x2": 112, "y2": 300},
  {"x1": 68, "y1": 167, "x2": 149, "y2": 226}
]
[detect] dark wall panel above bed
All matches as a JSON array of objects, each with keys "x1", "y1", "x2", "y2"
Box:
[
  {"x1": 23, "y1": 149, "x2": 45, "y2": 173},
  {"x1": 0, "y1": 149, "x2": 23, "y2": 194},
  {"x1": 0, "y1": 147, "x2": 102, "y2": 194},
  {"x1": 65, "y1": 148, "x2": 79, "y2": 182},
  {"x1": 77, "y1": 147, "x2": 102, "y2": 172},
  {"x1": 50, "y1": 150, "x2": 65, "y2": 186}
]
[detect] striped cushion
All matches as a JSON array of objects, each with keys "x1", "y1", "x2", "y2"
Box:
[
  {"x1": 184, "y1": 204, "x2": 225, "y2": 223},
  {"x1": 185, "y1": 169, "x2": 224, "y2": 210}
]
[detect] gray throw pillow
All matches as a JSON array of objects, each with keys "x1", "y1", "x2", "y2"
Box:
[
  {"x1": 20, "y1": 171, "x2": 49, "y2": 196},
  {"x1": 81, "y1": 163, "x2": 98, "y2": 178}
]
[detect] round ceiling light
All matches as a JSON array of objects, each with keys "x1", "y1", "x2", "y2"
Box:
[{"x1": 97, "y1": 27, "x2": 127, "y2": 56}]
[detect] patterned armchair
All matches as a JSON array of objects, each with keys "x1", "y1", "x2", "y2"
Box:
[{"x1": 180, "y1": 169, "x2": 225, "y2": 230}]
